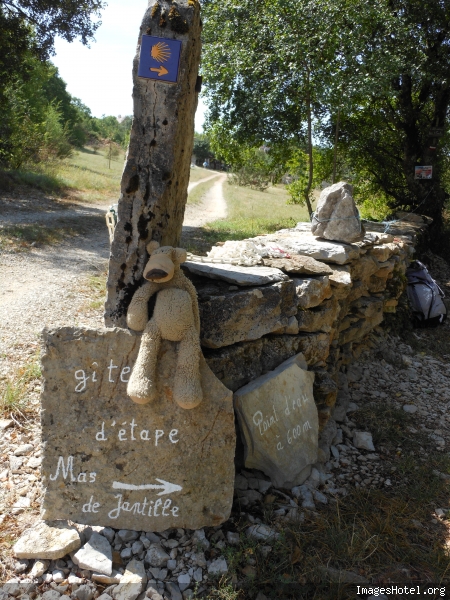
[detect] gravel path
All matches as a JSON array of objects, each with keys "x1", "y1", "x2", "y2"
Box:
[
  {"x1": 0, "y1": 172, "x2": 229, "y2": 377},
  {"x1": 183, "y1": 173, "x2": 227, "y2": 227},
  {"x1": 0, "y1": 194, "x2": 110, "y2": 378}
]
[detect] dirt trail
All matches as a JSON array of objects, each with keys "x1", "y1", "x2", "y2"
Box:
[
  {"x1": 0, "y1": 194, "x2": 110, "y2": 375},
  {"x1": 187, "y1": 172, "x2": 220, "y2": 193},
  {"x1": 0, "y1": 173, "x2": 228, "y2": 374},
  {"x1": 183, "y1": 173, "x2": 227, "y2": 227}
]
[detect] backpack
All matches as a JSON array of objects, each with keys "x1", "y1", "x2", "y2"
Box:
[{"x1": 406, "y1": 260, "x2": 447, "y2": 328}]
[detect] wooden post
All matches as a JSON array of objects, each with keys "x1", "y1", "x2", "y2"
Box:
[{"x1": 105, "y1": 0, "x2": 201, "y2": 327}]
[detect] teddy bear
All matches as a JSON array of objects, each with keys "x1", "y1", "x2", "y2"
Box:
[{"x1": 126, "y1": 240, "x2": 203, "y2": 409}]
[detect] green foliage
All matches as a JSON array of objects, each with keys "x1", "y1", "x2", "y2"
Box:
[
  {"x1": 0, "y1": 0, "x2": 104, "y2": 65},
  {"x1": 41, "y1": 103, "x2": 73, "y2": 161},
  {"x1": 193, "y1": 134, "x2": 212, "y2": 162},
  {"x1": 228, "y1": 147, "x2": 272, "y2": 191},
  {"x1": 201, "y1": 0, "x2": 450, "y2": 230}
]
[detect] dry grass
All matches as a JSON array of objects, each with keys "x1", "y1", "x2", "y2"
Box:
[
  {"x1": 83, "y1": 271, "x2": 108, "y2": 311},
  {"x1": 0, "y1": 355, "x2": 41, "y2": 419},
  {"x1": 202, "y1": 182, "x2": 315, "y2": 245},
  {"x1": 0, "y1": 224, "x2": 73, "y2": 252},
  {"x1": 56, "y1": 146, "x2": 125, "y2": 204}
]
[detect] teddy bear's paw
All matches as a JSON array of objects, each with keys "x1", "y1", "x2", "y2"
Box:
[{"x1": 127, "y1": 377, "x2": 158, "y2": 404}]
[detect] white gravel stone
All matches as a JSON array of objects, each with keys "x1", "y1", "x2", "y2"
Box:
[
  {"x1": 13, "y1": 444, "x2": 34, "y2": 456},
  {"x1": 51, "y1": 569, "x2": 65, "y2": 583},
  {"x1": 145, "y1": 544, "x2": 170, "y2": 568},
  {"x1": 73, "y1": 532, "x2": 113, "y2": 576},
  {"x1": 353, "y1": 431, "x2": 375, "y2": 451},
  {"x1": 246, "y1": 524, "x2": 280, "y2": 541},
  {"x1": 177, "y1": 573, "x2": 191, "y2": 591},
  {"x1": 207, "y1": 557, "x2": 228, "y2": 575}
]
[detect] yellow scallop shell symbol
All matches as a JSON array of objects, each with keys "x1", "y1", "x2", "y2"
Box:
[{"x1": 151, "y1": 42, "x2": 171, "y2": 63}]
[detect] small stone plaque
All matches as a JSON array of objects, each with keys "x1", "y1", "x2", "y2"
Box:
[
  {"x1": 234, "y1": 355, "x2": 318, "y2": 488},
  {"x1": 41, "y1": 327, "x2": 235, "y2": 531}
]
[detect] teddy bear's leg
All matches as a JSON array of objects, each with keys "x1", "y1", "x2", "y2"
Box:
[
  {"x1": 127, "y1": 319, "x2": 161, "y2": 404},
  {"x1": 173, "y1": 328, "x2": 203, "y2": 409}
]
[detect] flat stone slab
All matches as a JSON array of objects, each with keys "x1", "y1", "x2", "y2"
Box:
[
  {"x1": 234, "y1": 355, "x2": 318, "y2": 488},
  {"x1": 262, "y1": 255, "x2": 333, "y2": 275},
  {"x1": 251, "y1": 232, "x2": 361, "y2": 265},
  {"x1": 183, "y1": 262, "x2": 288, "y2": 286},
  {"x1": 40, "y1": 327, "x2": 235, "y2": 531},
  {"x1": 13, "y1": 520, "x2": 81, "y2": 559}
]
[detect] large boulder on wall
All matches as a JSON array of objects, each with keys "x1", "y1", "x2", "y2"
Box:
[{"x1": 311, "y1": 182, "x2": 364, "y2": 243}]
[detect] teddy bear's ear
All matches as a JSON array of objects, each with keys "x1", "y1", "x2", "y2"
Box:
[
  {"x1": 146, "y1": 240, "x2": 160, "y2": 254},
  {"x1": 172, "y1": 248, "x2": 187, "y2": 264}
]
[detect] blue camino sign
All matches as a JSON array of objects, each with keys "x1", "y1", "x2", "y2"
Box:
[{"x1": 138, "y1": 35, "x2": 182, "y2": 84}]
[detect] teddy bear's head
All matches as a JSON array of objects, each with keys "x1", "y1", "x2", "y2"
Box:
[{"x1": 143, "y1": 241, "x2": 187, "y2": 283}]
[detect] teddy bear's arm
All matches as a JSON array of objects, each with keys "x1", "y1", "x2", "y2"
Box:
[
  {"x1": 183, "y1": 278, "x2": 201, "y2": 333},
  {"x1": 126, "y1": 282, "x2": 159, "y2": 331}
]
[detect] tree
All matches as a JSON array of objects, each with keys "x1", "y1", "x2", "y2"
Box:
[
  {"x1": 201, "y1": 0, "x2": 450, "y2": 228},
  {"x1": 0, "y1": 0, "x2": 104, "y2": 61},
  {"x1": 201, "y1": 0, "x2": 395, "y2": 215},
  {"x1": 336, "y1": 0, "x2": 450, "y2": 227},
  {"x1": 0, "y1": 0, "x2": 105, "y2": 164}
]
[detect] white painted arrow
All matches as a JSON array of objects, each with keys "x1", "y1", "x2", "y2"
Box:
[{"x1": 112, "y1": 479, "x2": 182, "y2": 496}]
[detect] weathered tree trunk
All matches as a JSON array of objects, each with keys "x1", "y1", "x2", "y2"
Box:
[{"x1": 105, "y1": 0, "x2": 201, "y2": 328}]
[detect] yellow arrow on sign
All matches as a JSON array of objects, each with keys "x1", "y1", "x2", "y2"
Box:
[{"x1": 150, "y1": 65, "x2": 169, "y2": 76}]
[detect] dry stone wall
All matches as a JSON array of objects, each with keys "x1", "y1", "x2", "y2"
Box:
[{"x1": 182, "y1": 219, "x2": 424, "y2": 461}]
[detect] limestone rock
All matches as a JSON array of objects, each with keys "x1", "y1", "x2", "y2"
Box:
[
  {"x1": 146, "y1": 544, "x2": 170, "y2": 567},
  {"x1": 105, "y1": 0, "x2": 202, "y2": 328},
  {"x1": 205, "y1": 332, "x2": 331, "y2": 391},
  {"x1": 207, "y1": 557, "x2": 228, "y2": 575},
  {"x1": 183, "y1": 262, "x2": 288, "y2": 286},
  {"x1": 234, "y1": 356, "x2": 318, "y2": 488},
  {"x1": 311, "y1": 182, "x2": 364, "y2": 243},
  {"x1": 199, "y1": 281, "x2": 296, "y2": 348},
  {"x1": 353, "y1": 431, "x2": 375, "y2": 451},
  {"x1": 252, "y1": 232, "x2": 361, "y2": 265},
  {"x1": 112, "y1": 559, "x2": 146, "y2": 600},
  {"x1": 292, "y1": 276, "x2": 332, "y2": 309},
  {"x1": 73, "y1": 532, "x2": 113, "y2": 576},
  {"x1": 30, "y1": 560, "x2": 50, "y2": 578},
  {"x1": 92, "y1": 571, "x2": 122, "y2": 584},
  {"x1": 246, "y1": 524, "x2": 280, "y2": 541},
  {"x1": 296, "y1": 299, "x2": 340, "y2": 333},
  {"x1": 13, "y1": 520, "x2": 81, "y2": 559},
  {"x1": 262, "y1": 256, "x2": 332, "y2": 275},
  {"x1": 369, "y1": 244, "x2": 396, "y2": 262},
  {"x1": 41, "y1": 327, "x2": 235, "y2": 531}
]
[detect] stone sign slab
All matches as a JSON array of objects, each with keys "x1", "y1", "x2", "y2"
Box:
[
  {"x1": 41, "y1": 327, "x2": 235, "y2": 531},
  {"x1": 234, "y1": 355, "x2": 318, "y2": 488}
]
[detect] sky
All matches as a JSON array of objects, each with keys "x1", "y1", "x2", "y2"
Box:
[{"x1": 52, "y1": 0, "x2": 206, "y2": 131}]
